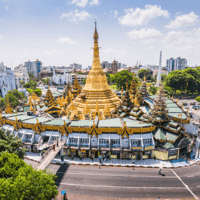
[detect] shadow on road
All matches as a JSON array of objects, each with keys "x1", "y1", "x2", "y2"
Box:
[{"x1": 55, "y1": 164, "x2": 70, "y2": 188}]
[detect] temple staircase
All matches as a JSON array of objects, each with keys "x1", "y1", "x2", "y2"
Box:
[{"x1": 37, "y1": 139, "x2": 66, "y2": 170}]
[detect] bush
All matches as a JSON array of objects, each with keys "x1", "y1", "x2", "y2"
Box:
[{"x1": 195, "y1": 96, "x2": 200, "y2": 102}]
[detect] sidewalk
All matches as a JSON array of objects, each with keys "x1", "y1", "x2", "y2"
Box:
[{"x1": 25, "y1": 153, "x2": 200, "y2": 168}]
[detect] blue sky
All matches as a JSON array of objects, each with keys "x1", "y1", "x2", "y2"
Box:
[{"x1": 0, "y1": 0, "x2": 200, "y2": 69}]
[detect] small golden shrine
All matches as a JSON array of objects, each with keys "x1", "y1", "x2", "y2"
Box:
[
  {"x1": 5, "y1": 97, "x2": 13, "y2": 114},
  {"x1": 71, "y1": 22, "x2": 120, "y2": 113},
  {"x1": 71, "y1": 74, "x2": 81, "y2": 98},
  {"x1": 44, "y1": 86, "x2": 54, "y2": 106}
]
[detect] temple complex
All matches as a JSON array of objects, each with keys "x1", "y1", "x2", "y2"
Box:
[{"x1": 0, "y1": 22, "x2": 198, "y2": 161}]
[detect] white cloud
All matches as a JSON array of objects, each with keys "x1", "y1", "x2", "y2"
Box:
[
  {"x1": 111, "y1": 10, "x2": 118, "y2": 18},
  {"x1": 70, "y1": 0, "x2": 88, "y2": 7},
  {"x1": 5, "y1": 6, "x2": 9, "y2": 10},
  {"x1": 70, "y1": 0, "x2": 99, "y2": 7},
  {"x1": 165, "y1": 12, "x2": 199, "y2": 29},
  {"x1": 57, "y1": 36, "x2": 77, "y2": 44},
  {"x1": 119, "y1": 5, "x2": 169, "y2": 26},
  {"x1": 126, "y1": 28, "x2": 162, "y2": 43},
  {"x1": 161, "y1": 29, "x2": 200, "y2": 51},
  {"x1": 89, "y1": 0, "x2": 99, "y2": 6},
  {"x1": 0, "y1": 35, "x2": 3, "y2": 39},
  {"x1": 61, "y1": 10, "x2": 91, "y2": 22}
]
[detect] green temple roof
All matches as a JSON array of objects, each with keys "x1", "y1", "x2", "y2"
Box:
[
  {"x1": 99, "y1": 118, "x2": 122, "y2": 128},
  {"x1": 164, "y1": 142, "x2": 174, "y2": 149},
  {"x1": 23, "y1": 117, "x2": 51, "y2": 124},
  {"x1": 70, "y1": 120, "x2": 94, "y2": 127},
  {"x1": 44, "y1": 119, "x2": 71, "y2": 126},
  {"x1": 155, "y1": 128, "x2": 166, "y2": 140},
  {"x1": 166, "y1": 132, "x2": 179, "y2": 142}
]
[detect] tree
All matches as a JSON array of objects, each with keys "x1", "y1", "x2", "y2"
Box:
[
  {"x1": 0, "y1": 97, "x2": 5, "y2": 109},
  {"x1": 184, "y1": 68, "x2": 200, "y2": 80},
  {"x1": 149, "y1": 85, "x2": 158, "y2": 95},
  {"x1": 27, "y1": 88, "x2": 42, "y2": 96},
  {"x1": 195, "y1": 96, "x2": 200, "y2": 102},
  {"x1": 165, "y1": 70, "x2": 198, "y2": 94},
  {"x1": 138, "y1": 69, "x2": 152, "y2": 80},
  {"x1": 5, "y1": 89, "x2": 27, "y2": 107},
  {"x1": 105, "y1": 72, "x2": 111, "y2": 84},
  {"x1": 0, "y1": 152, "x2": 58, "y2": 200},
  {"x1": 42, "y1": 78, "x2": 50, "y2": 84},
  {"x1": 0, "y1": 129, "x2": 26, "y2": 159},
  {"x1": 82, "y1": 78, "x2": 86, "y2": 84},
  {"x1": 23, "y1": 79, "x2": 37, "y2": 89},
  {"x1": 114, "y1": 70, "x2": 134, "y2": 89}
]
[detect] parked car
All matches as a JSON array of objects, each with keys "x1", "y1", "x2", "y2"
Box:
[
  {"x1": 192, "y1": 105, "x2": 200, "y2": 110},
  {"x1": 190, "y1": 102, "x2": 196, "y2": 105},
  {"x1": 183, "y1": 102, "x2": 188, "y2": 106}
]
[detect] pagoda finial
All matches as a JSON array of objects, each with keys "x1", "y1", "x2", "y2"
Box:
[{"x1": 126, "y1": 81, "x2": 129, "y2": 91}]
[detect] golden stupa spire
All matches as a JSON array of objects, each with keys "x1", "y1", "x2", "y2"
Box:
[{"x1": 71, "y1": 21, "x2": 120, "y2": 113}]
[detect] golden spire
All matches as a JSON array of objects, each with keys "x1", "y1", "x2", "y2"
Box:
[{"x1": 71, "y1": 21, "x2": 120, "y2": 113}]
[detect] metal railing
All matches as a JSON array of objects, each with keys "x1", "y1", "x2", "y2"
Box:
[{"x1": 40, "y1": 140, "x2": 57, "y2": 162}]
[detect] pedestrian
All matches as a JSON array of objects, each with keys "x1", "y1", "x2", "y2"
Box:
[
  {"x1": 103, "y1": 154, "x2": 106, "y2": 161},
  {"x1": 57, "y1": 139, "x2": 58, "y2": 147},
  {"x1": 154, "y1": 156, "x2": 156, "y2": 161},
  {"x1": 158, "y1": 167, "x2": 162, "y2": 174},
  {"x1": 71, "y1": 154, "x2": 74, "y2": 160},
  {"x1": 157, "y1": 197, "x2": 160, "y2": 200}
]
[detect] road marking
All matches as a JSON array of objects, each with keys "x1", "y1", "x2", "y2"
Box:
[
  {"x1": 171, "y1": 169, "x2": 198, "y2": 200},
  {"x1": 64, "y1": 172, "x2": 176, "y2": 178},
  {"x1": 58, "y1": 182, "x2": 185, "y2": 190}
]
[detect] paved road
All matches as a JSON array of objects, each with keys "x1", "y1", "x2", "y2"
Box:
[{"x1": 44, "y1": 163, "x2": 200, "y2": 200}]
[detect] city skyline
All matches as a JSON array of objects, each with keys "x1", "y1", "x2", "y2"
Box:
[{"x1": 0, "y1": 0, "x2": 200, "y2": 69}]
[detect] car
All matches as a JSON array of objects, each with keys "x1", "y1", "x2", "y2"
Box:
[
  {"x1": 192, "y1": 105, "x2": 200, "y2": 110},
  {"x1": 183, "y1": 102, "x2": 188, "y2": 106},
  {"x1": 190, "y1": 102, "x2": 196, "y2": 105}
]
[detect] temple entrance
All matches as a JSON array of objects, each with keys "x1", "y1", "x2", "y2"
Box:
[{"x1": 179, "y1": 147, "x2": 187, "y2": 157}]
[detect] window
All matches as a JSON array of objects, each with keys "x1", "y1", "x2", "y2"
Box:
[
  {"x1": 131, "y1": 139, "x2": 141, "y2": 146},
  {"x1": 99, "y1": 139, "x2": 109, "y2": 145},
  {"x1": 111, "y1": 139, "x2": 120, "y2": 145},
  {"x1": 143, "y1": 138, "x2": 152, "y2": 146},
  {"x1": 26, "y1": 135, "x2": 32, "y2": 139},
  {"x1": 69, "y1": 138, "x2": 78, "y2": 144},
  {"x1": 80, "y1": 138, "x2": 89, "y2": 144}
]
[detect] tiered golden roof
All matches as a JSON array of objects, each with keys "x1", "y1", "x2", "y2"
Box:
[
  {"x1": 71, "y1": 22, "x2": 120, "y2": 114},
  {"x1": 44, "y1": 86, "x2": 54, "y2": 106},
  {"x1": 5, "y1": 97, "x2": 13, "y2": 114},
  {"x1": 71, "y1": 74, "x2": 81, "y2": 98}
]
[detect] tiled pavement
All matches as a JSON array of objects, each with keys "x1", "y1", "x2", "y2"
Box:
[{"x1": 25, "y1": 153, "x2": 200, "y2": 168}]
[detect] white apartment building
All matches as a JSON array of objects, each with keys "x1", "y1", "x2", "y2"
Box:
[
  {"x1": 52, "y1": 70, "x2": 72, "y2": 85},
  {"x1": 14, "y1": 64, "x2": 29, "y2": 89},
  {"x1": 0, "y1": 62, "x2": 16, "y2": 98}
]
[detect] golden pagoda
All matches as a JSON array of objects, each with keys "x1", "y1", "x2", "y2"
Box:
[
  {"x1": 71, "y1": 21, "x2": 120, "y2": 113},
  {"x1": 71, "y1": 74, "x2": 81, "y2": 98},
  {"x1": 44, "y1": 86, "x2": 54, "y2": 106},
  {"x1": 5, "y1": 97, "x2": 13, "y2": 114}
]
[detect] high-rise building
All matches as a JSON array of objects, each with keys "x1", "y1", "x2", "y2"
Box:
[
  {"x1": 167, "y1": 57, "x2": 187, "y2": 72},
  {"x1": 25, "y1": 59, "x2": 42, "y2": 78},
  {"x1": 0, "y1": 62, "x2": 16, "y2": 97},
  {"x1": 69, "y1": 63, "x2": 82, "y2": 70}
]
